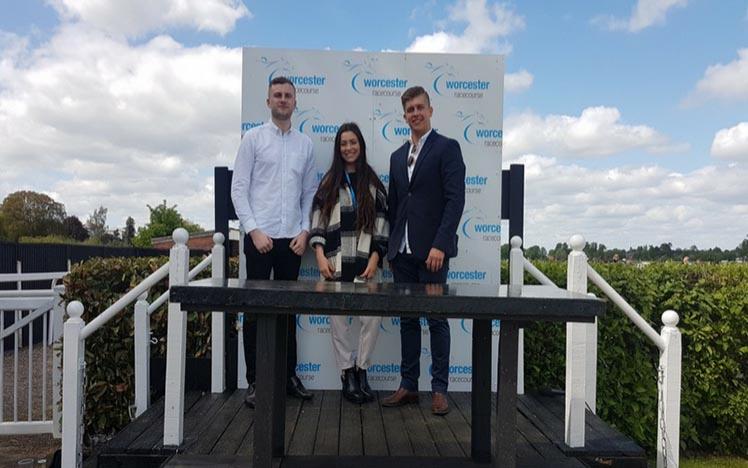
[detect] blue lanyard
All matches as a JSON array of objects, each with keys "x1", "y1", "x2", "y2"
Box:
[{"x1": 344, "y1": 172, "x2": 357, "y2": 210}]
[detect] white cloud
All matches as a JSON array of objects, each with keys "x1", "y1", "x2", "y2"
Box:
[
  {"x1": 504, "y1": 154, "x2": 748, "y2": 249},
  {"x1": 504, "y1": 69, "x2": 533, "y2": 93},
  {"x1": 711, "y1": 122, "x2": 748, "y2": 160},
  {"x1": 47, "y1": 0, "x2": 251, "y2": 37},
  {"x1": 688, "y1": 49, "x2": 748, "y2": 103},
  {"x1": 0, "y1": 24, "x2": 241, "y2": 228},
  {"x1": 592, "y1": 0, "x2": 687, "y2": 33},
  {"x1": 406, "y1": 0, "x2": 524, "y2": 54},
  {"x1": 504, "y1": 106, "x2": 687, "y2": 159}
]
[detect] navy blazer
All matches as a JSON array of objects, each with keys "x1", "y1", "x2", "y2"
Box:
[{"x1": 387, "y1": 130, "x2": 466, "y2": 262}]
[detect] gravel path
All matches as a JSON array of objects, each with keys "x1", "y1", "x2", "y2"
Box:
[{"x1": 1, "y1": 342, "x2": 60, "y2": 466}]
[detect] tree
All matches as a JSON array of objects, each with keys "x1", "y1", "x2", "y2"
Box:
[
  {"x1": 132, "y1": 200, "x2": 202, "y2": 247},
  {"x1": 0, "y1": 211, "x2": 7, "y2": 240},
  {"x1": 86, "y1": 206, "x2": 109, "y2": 243},
  {"x1": 63, "y1": 215, "x2": 89, "y2": 241},
  {"x1": 123, "y1": 216, "x2": 136, "y2": 245},
  {"x1": 0, "y1": 191, "x2": 66, "y2": 241}
]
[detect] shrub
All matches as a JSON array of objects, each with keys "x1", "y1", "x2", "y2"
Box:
[
  {"x1": 62, "y1": 255, "x2": 237, "y2": 441},
  {"x1": 522, "y1": 261, "x2": 748, "y2": 456}
]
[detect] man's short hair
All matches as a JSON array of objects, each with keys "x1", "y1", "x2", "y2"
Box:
[
  {"x1": 269, "y1": 76, "x2": 295, "y2": 91},
  {"x1": 401, "y1": 86, "x2": 430, "y2": 109}
]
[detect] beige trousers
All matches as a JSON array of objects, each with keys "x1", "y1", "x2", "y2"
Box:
[{"x1": 331, "y1": 315, "x2": 382, "y2": 371}]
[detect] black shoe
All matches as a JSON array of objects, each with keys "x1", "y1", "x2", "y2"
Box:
[
  {"x1": 287, "y1": 375, "x2": 313, "y2": 400},
  {"x1": 342, "y1": 368, "x2": 365, "y2": 404},
  {"x1": 244, "y1": 384, "x2": 256, "y2": 408},
  {"x1": 356, "y1": 367, "x2": 374, "y2": 402}
]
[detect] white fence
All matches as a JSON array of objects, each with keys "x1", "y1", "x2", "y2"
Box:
[
  {"x1": 512, "y1": 235, "x2": 682, "y2": 468},
  {"x1": 0, "y1": 270, "x2": 66, "y2": 437},
  {"x1": 57, "y1": 229, "x2": 681, "y2": 467},
  {"x1": 60, "y1": 229, "x2": 224, "y2": 467}
]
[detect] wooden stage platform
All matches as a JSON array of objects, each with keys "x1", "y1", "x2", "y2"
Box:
[{"x1": 89, "y1": 390, "x2": 645, "y2": 468}]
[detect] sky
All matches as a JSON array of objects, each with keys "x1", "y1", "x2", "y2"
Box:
[{"x1": 0, "y1": 0, "x2": 746, "y2": 250}]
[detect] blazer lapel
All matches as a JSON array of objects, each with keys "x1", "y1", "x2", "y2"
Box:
[
  {"x1": 409, "y1": 131, "x2": 436, "y2": 188},
  {"x1": 397, "y1": 143, "x2": 409, "y2": 187}
]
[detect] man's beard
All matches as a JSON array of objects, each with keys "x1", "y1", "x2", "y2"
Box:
[{"x1": 271, "y1": 108, "x2": 293, "y2": 121}]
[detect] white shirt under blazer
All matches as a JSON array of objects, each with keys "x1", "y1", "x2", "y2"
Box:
[{"x1": 231, "y1": 121, "x2": 317, "y2": 238}]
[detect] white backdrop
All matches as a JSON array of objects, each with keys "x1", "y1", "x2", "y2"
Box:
[{"x1": 238, "y1": 48, "x2": 504, "y2": 391}]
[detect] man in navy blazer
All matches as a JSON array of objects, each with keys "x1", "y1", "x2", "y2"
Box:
[{"x1": 381, "y1": 86, "x2": 466, "y2": 415}]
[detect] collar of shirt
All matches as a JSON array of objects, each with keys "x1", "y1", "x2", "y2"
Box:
[
  {"x1": 408, "y1": 128, "x2": 433, "y2": 162},
  {"x1": 267, "y1": 119, "x2": 294, "y2": 136}
]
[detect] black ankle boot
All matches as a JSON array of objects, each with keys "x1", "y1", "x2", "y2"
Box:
[
  {"x1": 341, "y1": 367, "x2": 365, "y2": 403},
  {"x1": 356, "y1": 367, "x2": 374, "y2": 402}
]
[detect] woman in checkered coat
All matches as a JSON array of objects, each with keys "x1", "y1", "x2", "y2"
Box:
[{"x1": 309, "y1": 122, "x2": 389, "y2": 404}]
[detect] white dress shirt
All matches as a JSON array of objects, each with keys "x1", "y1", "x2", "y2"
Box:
[
  {"x1": 400, "y1": 128, "x2": 432, "y2": 254},
  {"x1": 231, "y1": 121, "x2": 317, "y2": 238}
]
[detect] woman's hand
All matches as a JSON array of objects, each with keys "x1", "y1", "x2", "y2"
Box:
[
  {"x1": 360, "y1": 251, "x2": 380, "y2": 279},
  {"x1": 315, "y1": 246, "x2": 335, "y2": 280}
]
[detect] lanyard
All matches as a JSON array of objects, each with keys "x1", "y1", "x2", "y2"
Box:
[{"x1": 344, "y1": 172, "x2": 357, "y2": 210}]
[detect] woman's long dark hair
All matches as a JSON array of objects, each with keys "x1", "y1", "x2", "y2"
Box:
[{"x1": 313, "y1": 122, "x2": 385, "y2": 233}]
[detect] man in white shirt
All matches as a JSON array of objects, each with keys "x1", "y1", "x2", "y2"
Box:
[{"x1": 231, "y1": 76, "x2": 317, "y2": 407}]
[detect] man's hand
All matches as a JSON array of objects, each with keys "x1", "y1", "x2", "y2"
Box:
[
  {"x1": 250, "y1": 229, "x2": 273, "y2": 254},
  {"x1": 290, "y1": 230, "x2": 309, "y2": 256},
  {"x1": 360, "y1": 252, "x2": 380, "y2": 279},
  {"x1": 315, "y1": 246, "x2": 335, "y2": 279},
  {"x1": 425, "y1": 247, "x2": 445, "y2": 272}
]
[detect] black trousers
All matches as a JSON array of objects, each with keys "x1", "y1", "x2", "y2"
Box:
[{"x1": 242, "y1": 235, "x2": 302, "y2": 386}]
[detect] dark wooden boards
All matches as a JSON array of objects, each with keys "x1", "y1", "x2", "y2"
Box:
[{"x1": 94, "y1": 390, "x2": 643, "y2": 468}]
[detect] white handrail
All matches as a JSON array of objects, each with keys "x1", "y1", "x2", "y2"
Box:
[
  {"x1": 0, "y1": 272, "x2": 67, "y2": 283},
  {"x1": 522, "y1": 258, "x2": 556, "y2": 287},
  {"x1": 147, "y1": 254, "x2": 213, "y2": 315},
  {"x1": 0, "y1": 290, "x2": 59, "y2": 298},
  {"x1": 586, "y1": 265, "x2": 665, "y2": 351},
  {"x1": 80, "y1": 262, "x2": 170, "y2": 340}
]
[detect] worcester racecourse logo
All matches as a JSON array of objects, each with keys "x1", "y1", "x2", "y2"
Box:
[
  {"x1": 298, "y1": 264, "x2": 321, "y2": 279},
  {"x1": 373, "y1": 105, "x2": 410, "y2": 143},
  {"x1": 366, "y1": 362, "x2": 400, "y2": 382},
  {"x1": 296, "y1": 107, "x2": 338, "y2": 142},
  {"x1": 426, "y1": 61, "x2": 490, "y2": 99},
  {"x1": 296, "y1": 315, "x2": 332, "y2": 334},
  {"x1": 258, "y1": 56, "x2": 326, "y2": 94},
  {"x1": 343, "y1": 57, "x2": 408, "y2": 96},
  {"x1": 465, "y1": 174, "x2": 489, "y2": 195},
  {"x1": 240, "y1": 121, "x2": 263, "y2": 136},
  {"x1": 455, "y1": 111, "x2": 502, "y2": 148},
  {"x1": 379, "y1": 316, "x2": 428, "y2": 334},
  {"x1": 459, "y1": 319, "x2": 501, "y2": 336},
  {"x1": 460, "y1": 208, "x2": 501, "y2": 242}
]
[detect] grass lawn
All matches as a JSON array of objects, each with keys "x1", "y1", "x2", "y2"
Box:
[{"x1": 681, "y1": 457, "x2": 748, "y2": 468}]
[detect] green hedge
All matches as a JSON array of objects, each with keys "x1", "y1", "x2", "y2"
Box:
[
  {"x1": 62, "y1": 256, "x2": 231, "y2": 441},
  {"x1": 519, "y1": 261, "x2": 748, "y2": 456},
  {"x1": 63, "y1": 257, "x2": 747, "y2": 455}
]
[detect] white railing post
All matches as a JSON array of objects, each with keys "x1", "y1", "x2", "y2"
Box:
[
  {"x1": 565, "y1": 234, "x2": 587, "y2": 447},
  {"x1": 211, "y1": 233, "x2": 226, "y2": 393},
  {"x1": 51, "y1": 285, "x2": 65, "y2": 438},
  {"x1": 586, "y1": 293, "x2": 598, "y2": 413},
  {"x1": 509, "y1": 236, "x2": 524, "y2": 394},
  {"x1": 657, "y1": 310, "x2": 681, "y2": 468},
  {"x1": 134, "y1": 292, "x2": 150, "y2": 417},
  {"x1": 61, "y1": 301, "x2": 85, "y2": 468},
  {"x1": 163, "y1": 228, "x2": 190, "y2": 446}
]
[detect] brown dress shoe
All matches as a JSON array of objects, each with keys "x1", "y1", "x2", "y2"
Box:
[
  {"x1": 381, "y1": 387, "x2": 418, "y2": 407},
  {"x1": 431, "y1": 392, "x2": 450, "y2": 415}
]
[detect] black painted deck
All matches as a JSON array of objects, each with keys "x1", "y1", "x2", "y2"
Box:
[{"x1": 90, "y1": 391, "x2": 645, "y2": 468}]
